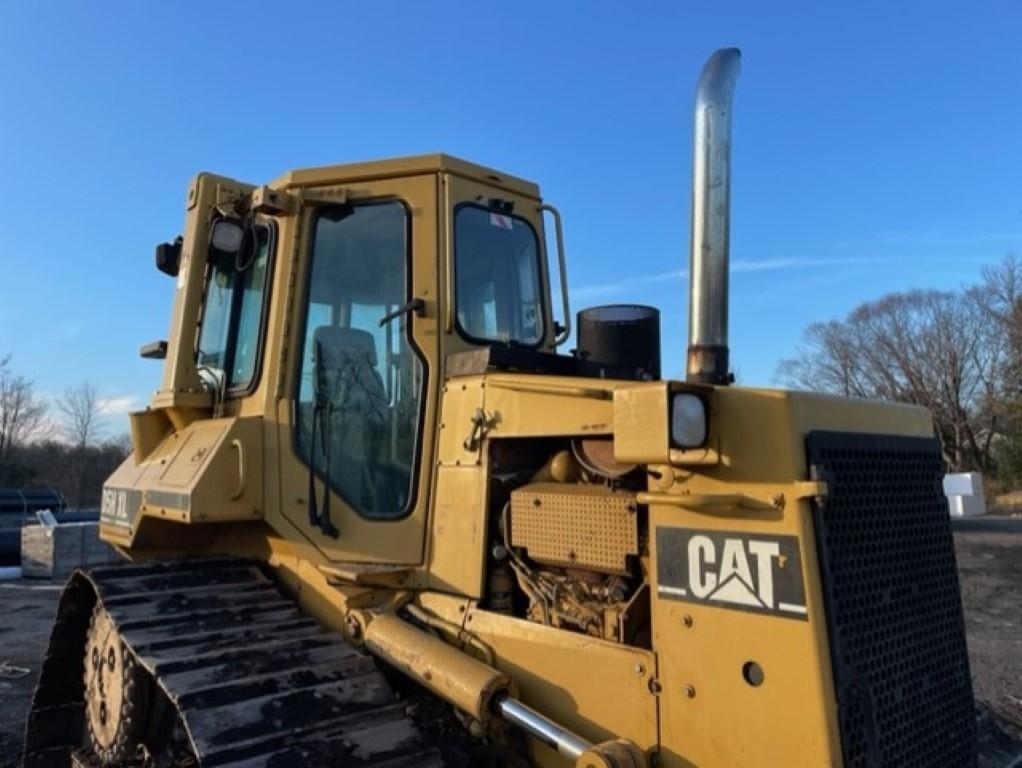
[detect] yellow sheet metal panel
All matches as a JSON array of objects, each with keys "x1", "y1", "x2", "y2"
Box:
[
  {"x1": 652, "y1": 504, "x2": 838, "y2": 767},
  {"x1": 650, "y1": 387, "x2": 935, "y2": 767},
  {"x1": 483, "y1": 376, "x2": 615, "y2": 438},
  {"x1": 189, "y1": 416, "x2": 263, "y2": 522},
  {"x1": 463, "y1": 606, "x2": 658, "y2": 765},
  {"x1": 649, "y1": 390, "x2": 832, "y2": 766},
  {"x1": 428, "y1": 463, "x2": 488, "y2": 596},
  {"x1": 158, "y1": 420, "x2": 227, "y2": 488},
  {"x1": 103, "y1": 417, "x2": 264, "y2": 542},
  {"x1": 101, "y1": 420, "x2": 207, "y2": 540},
  {"x1": 273, "y1": 153, "x2": 541, "y2": 200},
  {"x1": 784, "y1": 388, "x2": 933, "y2": 440},
  {"x1": 510, "y1": 483, "x2": 638, "y2": 574},
  {"x1": 438, "y1": 378, "x2": 487, "y2": 466},
  {"x1": 612, "y1": 383, "x2": 670, "y2": 464}
]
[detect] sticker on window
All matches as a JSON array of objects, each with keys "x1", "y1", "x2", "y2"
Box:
[{"x1": 489, "y1": 213, "x2": 513, "y2": 230}]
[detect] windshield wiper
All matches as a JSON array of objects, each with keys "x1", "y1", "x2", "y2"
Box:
[{"x1": 307, "y1": 339, "x2": 339, "y2": 539}]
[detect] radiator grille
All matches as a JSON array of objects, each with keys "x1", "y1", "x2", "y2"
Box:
[{"x1": 807, "y1": 431, "x2": 976, "y2": 768}]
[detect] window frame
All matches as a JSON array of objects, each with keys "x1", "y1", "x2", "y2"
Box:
[
  {"x1": 291, "y1": 198, "x2": 427, "y2": 522},
  {"x1": 452, "y1": 202, "x2": 547, "y2": 349},
  {"x1": 193, "y1": 219, "x2": 277, "y2": 397}
]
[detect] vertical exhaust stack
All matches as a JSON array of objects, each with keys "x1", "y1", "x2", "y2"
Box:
[{"x1": 686, "y1": 47, "x2": 741, "y2": 385}]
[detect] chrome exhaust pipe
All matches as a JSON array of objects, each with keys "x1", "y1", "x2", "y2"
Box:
[{"x1": 686, "y1": 47, "x2": 741, "y2": 385}]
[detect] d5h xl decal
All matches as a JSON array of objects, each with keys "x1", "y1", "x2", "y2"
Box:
[{"x1": 656, "y1": 527, "x2": 808, "y2": 620}]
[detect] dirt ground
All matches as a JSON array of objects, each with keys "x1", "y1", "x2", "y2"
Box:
[
  {"x1": 955, "y1": 518, "x2": 1022, "y2": 737},
  {"x1": 0, "y1": 521, "x2": 1019, "y2": 766},
  {"x1": 0, "y1": 579, "x2": 63, "y2": 766}
]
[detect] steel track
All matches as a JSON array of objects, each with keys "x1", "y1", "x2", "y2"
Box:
[{"x1": 21, "y1": 558, "x2": 445, "y2": 767}]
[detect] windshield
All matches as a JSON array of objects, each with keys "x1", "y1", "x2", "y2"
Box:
[
  {"x1": 454, "y1": 205, "x2": 545, "y2": 346},
  {"x1": 195, "y1": 224, "x2": 272, "y2": 391}
]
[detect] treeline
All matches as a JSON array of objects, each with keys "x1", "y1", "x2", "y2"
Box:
[
  {"x1": 778, "y1": 254, "x2": 1022, "y2": 489},
  {"x1": 0, "y1": 356, "x2": 130, "y2": 508}
]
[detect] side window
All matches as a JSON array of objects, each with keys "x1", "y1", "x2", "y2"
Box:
[
  {"x1": 295, "y1": 202, "x2": 424, "y2": 520},
  {"x1": 196, "y1": 225, "x2": 272, "y2": 391},
  {"x1": 454, "y1": 205, "x2": 544, "y2": 346}
]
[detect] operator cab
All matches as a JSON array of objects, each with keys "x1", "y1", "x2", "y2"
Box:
[{"x1": 139, "y1": 155, "x2": 661, "y2": 560}]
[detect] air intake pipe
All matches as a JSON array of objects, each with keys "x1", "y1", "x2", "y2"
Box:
[{"x1": 686, "y1": 47, "x2": 741, "y2": 385}]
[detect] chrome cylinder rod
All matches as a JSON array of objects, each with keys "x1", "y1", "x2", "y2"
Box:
[{"x1": 496, "y1": 696, "x2": 592, "y2": 760}]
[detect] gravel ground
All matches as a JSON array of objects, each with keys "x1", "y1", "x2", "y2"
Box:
[{"x1": 0, "y1": 522, "x2": 1019, "y2": 765}]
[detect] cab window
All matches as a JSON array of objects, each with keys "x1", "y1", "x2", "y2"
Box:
[
  {"x1": 454, "y1": 205, "x2": 544, "y2": 346},
  {"x1": 195, "y1": 224, "x2": 272, "y2": 391},
  {"x1": 295, "y1": 202, "x2": 425, "y2": 520}
]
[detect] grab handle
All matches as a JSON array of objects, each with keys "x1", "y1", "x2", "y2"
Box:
[
  {"x1": 540, "y1": 203, "x2": 571, "y2": 346},
  {"x1": 230, "y1": 439, "x2": 245, "y2": 500}
]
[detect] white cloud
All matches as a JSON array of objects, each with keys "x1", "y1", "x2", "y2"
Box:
[
  {"x1": 882, "y1": 231, "x2": 1022, "y2": 247},
  {"x1": 572, "y1": 267, "x2": 683, "y2": 300},
  {"x1": 97, "y1": 395, "x2": 143, "y2": 416},
  {"x1": 572, "y1": 256, "x2": 882, "y2": 300}
]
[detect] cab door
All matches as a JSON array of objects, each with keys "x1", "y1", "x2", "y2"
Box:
[{"x1": 277, "y1": 174, "x2": 438, "y2": 564}]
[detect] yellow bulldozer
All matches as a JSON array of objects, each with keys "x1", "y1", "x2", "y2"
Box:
[{"x1": 23, "y1": 49, "x2": 979, "y2": 767}]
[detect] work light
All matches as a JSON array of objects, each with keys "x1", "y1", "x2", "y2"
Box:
[{"x1": 670, "y1": 392, "x2": 708, "y2": 448}]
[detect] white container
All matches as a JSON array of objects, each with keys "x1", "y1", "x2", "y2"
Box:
[
  {"x1": 942, "y1": 472, "x2": 984, "y2": 498},
  {"x1": 943, "y1": 472, "x2": 986, "y2": 517}
]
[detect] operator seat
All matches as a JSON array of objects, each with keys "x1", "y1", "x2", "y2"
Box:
[{"x1": 312, "y1": 325, "x2": 387, "y2": 512}]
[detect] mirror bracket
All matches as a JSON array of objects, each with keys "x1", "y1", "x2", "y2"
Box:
[
  {"x1": 251, "y1": 185, "x2": 297, "y2": 216},
  {"x1": 214, "y1": 183, "x2": 248, "y2": 219}
]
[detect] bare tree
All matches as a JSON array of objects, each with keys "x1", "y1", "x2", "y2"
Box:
[
  {"x1": 58, "y1": 381, "x2": 103, "y2": 450},
  {"x1": 777, "y1": 288, "x2": 1006, "y2": 472},
  {"x1": 107, "y1": 432, "x2": 134, "y2": 455},
  {"x1": 976, "y1": 254, "x2": 1022, "y2": 484},
  {"x1": 978, "y1": 254, "x2": 1022, "y2": 388},
  {"x1": 777, "y1": 320, "x2": 872, "y2": 398},
  {"x1": 58, "y1": 382, "x2": 105, "y2": 508},
  {"x1": 0, "y1": 355, "x2": 47, "y2": 476}
]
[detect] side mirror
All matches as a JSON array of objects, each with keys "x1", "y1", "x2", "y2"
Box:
[
  {"x1": 210, "y1": 218, "x2": 245, "y2": 255},
  {"x1": 155, "y1": 236, "x2": 182, "y2": 276},
  {"x1": 139, "y1": 340, "x2": 168, "y2": 359}
]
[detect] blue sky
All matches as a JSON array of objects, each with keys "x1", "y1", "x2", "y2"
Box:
[{"x1": 1, "y1": 2, "x2": 1020, "y2": 436}]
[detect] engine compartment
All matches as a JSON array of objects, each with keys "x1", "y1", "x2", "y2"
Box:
[{"x1": 484, "y1": 439, "x2": 651, "y2": 648}]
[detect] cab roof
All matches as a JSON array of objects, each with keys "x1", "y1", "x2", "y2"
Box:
[{"x1": 271, "y1": 153, "x2": 541, "y2": 200}]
